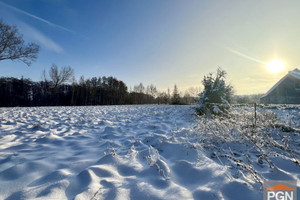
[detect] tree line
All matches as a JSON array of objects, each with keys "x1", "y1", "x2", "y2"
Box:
[{"x1": 0, "y1": 65, "x2": 199, "y2": 107}]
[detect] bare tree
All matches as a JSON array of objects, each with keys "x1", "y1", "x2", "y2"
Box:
[
  {"x1": 185, "y1": 86, "x2": 202, "y2": 97},
  {"x1": 171, "y1": 84, "x2": 181, "y2": 104},
  {"x1": 133, "y1": 83, "x2": 145, "y2": 93},
  {"x1": 48, "y1": 64, "x2": 74, "y2": 89},
  {"x1": 0, "y1": 20, "x2": 39, "y2": 66},
  {"x1": 41, "y1": 69, "x2": 47, "y2": 82},
  {"x1": 149, "y1": 84, "x2": 157, "y2": 98},
  {"x1": 145, "y1": 84, "x2": 157, "y2": 97}
]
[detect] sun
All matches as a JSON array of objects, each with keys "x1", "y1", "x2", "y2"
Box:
[{"x1": 266, "y1": 59, "x2": 285, "y2": 74}]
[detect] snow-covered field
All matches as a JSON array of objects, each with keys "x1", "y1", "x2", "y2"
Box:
[{"x1": 0, "y1": 105, "x2": 299, "y2": 200}]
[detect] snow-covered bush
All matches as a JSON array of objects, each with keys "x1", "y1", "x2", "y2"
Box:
[
  {"x1": 195, "y1": 107, "x2": 300, "y2": 184},
  {"x1": 196, "y1": 68, "x2": 233, "y2": 116}
]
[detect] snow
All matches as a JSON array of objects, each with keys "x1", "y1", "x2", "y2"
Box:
[
  {"x1": 0, "y1": 105, "x2": 299, "y2": 200},
  {"x1": 212, "y1": 105, "x2": 221, "y2": 114}
]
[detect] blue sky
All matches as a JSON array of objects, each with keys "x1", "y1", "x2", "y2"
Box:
[{"x1": 0, "y1": 0, "x2": 299, "y2": 94}]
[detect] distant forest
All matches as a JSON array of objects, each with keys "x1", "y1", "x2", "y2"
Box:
[
  {"x1": 0, "y1": 66, "x2": 199, "y2": 107},
  {"x1": 0, "y1": 65, "x2": 263, "y2": 107},
  {"x1": 0, "y1": 67, "x2": 263, "y2": 107}
]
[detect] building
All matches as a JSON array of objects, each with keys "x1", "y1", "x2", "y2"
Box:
[{"x1": 260, "y1": 68, "x2": 300, "y2": 104}]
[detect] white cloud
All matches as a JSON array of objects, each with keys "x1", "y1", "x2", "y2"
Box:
[
  {"x1": 0, "y1": 1, "x2": 76, "y2": 34},
  {"x1": 224, "y1": 47, "x2": 266, "y2": 65},
  {"x1": 20, "y1": 22, "x2": 63, "y2": 53}
]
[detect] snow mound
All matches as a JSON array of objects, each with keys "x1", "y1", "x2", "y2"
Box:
[{"x1": 0, "y1": 105, "x2": 299, "y2": 199}]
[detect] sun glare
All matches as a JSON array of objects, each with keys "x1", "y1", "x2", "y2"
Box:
[{"x1": 266, "y1": 59, "x2": 285, "y2": 74}]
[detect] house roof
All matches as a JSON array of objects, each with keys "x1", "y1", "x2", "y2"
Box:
[
  {"x1": 261, "y1": 68, "x2": 300, "y2": 98},
  {"x1": 289, "y1": 68, "x2": 300, "y2": 79}
]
